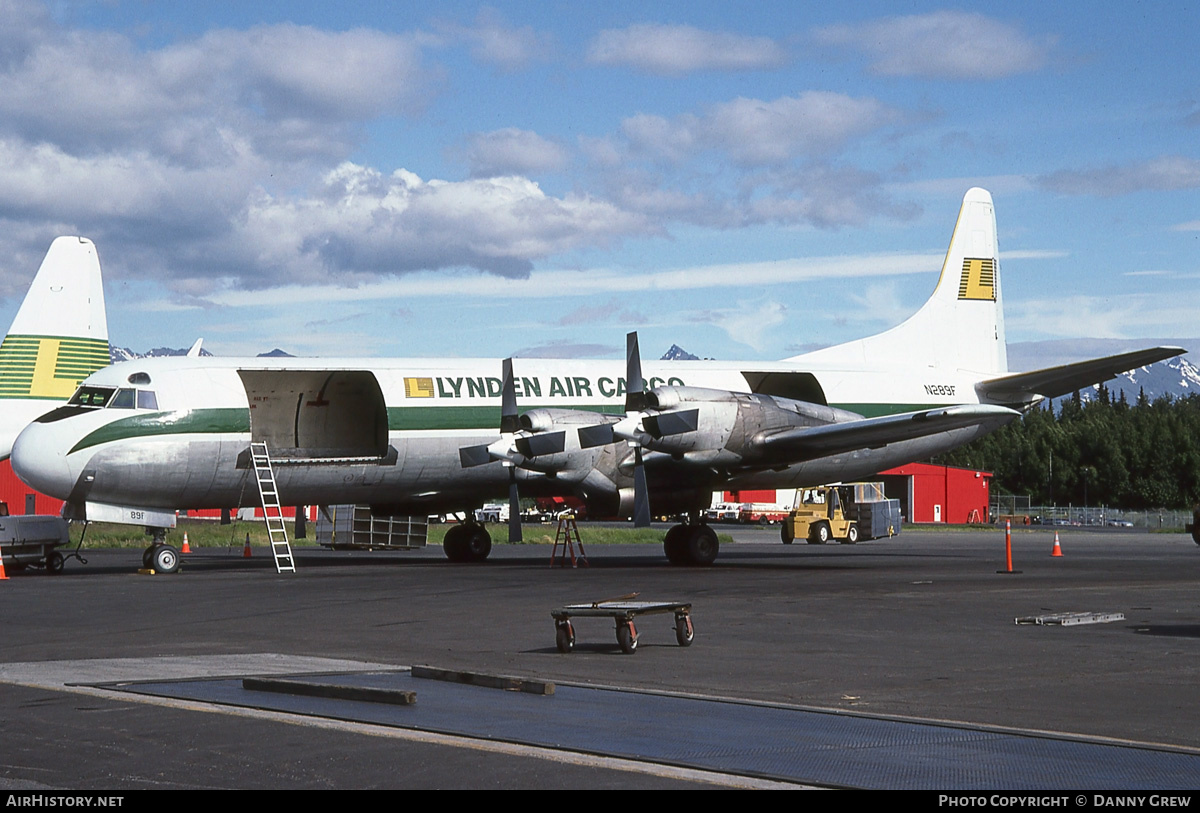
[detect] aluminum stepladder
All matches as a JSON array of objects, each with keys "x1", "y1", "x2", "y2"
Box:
[
  {"x1": 250, "y1": 442, "x2": 295, "y2": 573},
  {"x1": 550, "y1": 513, "x2": 588, "y2": 568}
]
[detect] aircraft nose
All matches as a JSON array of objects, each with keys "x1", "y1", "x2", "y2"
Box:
[{"x1": 12, "y1": 423, "x2": 75, "y2": 500}]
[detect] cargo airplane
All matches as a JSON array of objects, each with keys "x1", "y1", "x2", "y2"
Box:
[{"x1": 10, "y1": 189, "x2": 1183, "y2": 571}]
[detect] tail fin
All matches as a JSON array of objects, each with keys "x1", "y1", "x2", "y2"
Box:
[
  {"x1": 0, "y1": 237, "x2": 109, "y2": 457},
  {"x1": 788, "y1": 188, "x2": 1007, "y2": 376}
]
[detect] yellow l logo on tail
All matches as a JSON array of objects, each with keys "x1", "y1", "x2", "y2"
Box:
[
  {"x1": 957, "y1": 258, "x2": 996, "y2": 301},
  {"x1": 0, "y1": 335, "x2": 109, "y2": 399}
]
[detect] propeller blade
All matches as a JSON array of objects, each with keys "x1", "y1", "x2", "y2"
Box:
[
  {"x1": 631, "y1": 445, "x2": 651, "y2": 527},
  {"x1": 459, "y1": 445, "x2": 492, "y2": 468},
  {"x1": 578, "y1": 423, "x2": 616, "y2": 449},
  {"x1": 641, "y1": 408, "x2": 699, "y2": 438},
  {"x1": 508, "y1": 469, "x2": 522, "y2": 543},
  {"x1": 499, "y1": 358, "x2": 519, "y2": 434},
  {"x1": 514, "y1": 431, "x2": 566, "y2": 458},
  {"x1": 625, "y1": 331, "x2": 647, "y2": 413}
]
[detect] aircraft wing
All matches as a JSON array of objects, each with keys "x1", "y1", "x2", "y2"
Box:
[
  {"x1": 751, "y1": 404, "x2": 1020, "y2": 462},
  {"x1": 975, "y1": 347, "x2": 1185, "y2": 403}
]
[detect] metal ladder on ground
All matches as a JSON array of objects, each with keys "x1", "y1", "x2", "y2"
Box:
[
  {"x1": 250, "y1": 442, "x2": 295, "y2": 573},
  {"x1": 550, "y1": 513, "x2": 588, "y2": 568}
]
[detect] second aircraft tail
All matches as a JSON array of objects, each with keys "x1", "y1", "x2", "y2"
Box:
[{"x1": 0, "y1": 236, "x2": 109, "y2": 458}]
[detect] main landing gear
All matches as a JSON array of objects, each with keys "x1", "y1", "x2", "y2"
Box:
[
  {"x1": 663, "y1": 522, "x2": 719, "y2": 567},
  {"x1": 142, "y1": 527, "x2": 181, "y2": 574},
  {"x1": 442, "y1": 521, "x2": 493, "y2": 563}
]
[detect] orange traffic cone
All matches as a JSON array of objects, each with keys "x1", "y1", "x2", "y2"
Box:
[
  {"x1": 181, "y1": 533, "x2": 191, "y2": 554},
  {"x1": 1051, "y1": 531, "x2": 1063, "y2": 557},
  {"x1": 243, "y1": 533, "x2": 252, "y2": 558},
  {"x1": 0, "y1": 552, "x2": 8, "y2": 580}
]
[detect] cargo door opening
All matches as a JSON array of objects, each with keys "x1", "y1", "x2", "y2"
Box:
[{"x1": 238, "y1": 369, "x2": 389, "y2": 461}]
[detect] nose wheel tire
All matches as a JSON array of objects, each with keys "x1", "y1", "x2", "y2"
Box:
[{"x1": 151, "y1": 544, "x2": 180, "y2": 574}]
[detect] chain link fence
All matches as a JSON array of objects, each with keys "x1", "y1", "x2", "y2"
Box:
[{"x1": 991, "y1": 496, "x2": 1195, "y2": 530}]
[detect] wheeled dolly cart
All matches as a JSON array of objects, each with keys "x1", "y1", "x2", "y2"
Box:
[{"x1": 551, "y1": 598, "x2": 694, "y2": 654}]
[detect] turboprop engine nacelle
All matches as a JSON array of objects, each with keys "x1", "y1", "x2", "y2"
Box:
[
  {"x1": 513, "y1": 408, "x2": 620, "y2": 481},
  {"x1": 619, "y1": 386, "x2": 864, "y2": 466}
]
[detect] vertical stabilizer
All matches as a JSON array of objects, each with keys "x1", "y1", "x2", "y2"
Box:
[
  {"x1": 0, "y1": 237, "x2": 109, "y2": 458},
  {"x1": 789, "y1": 188, "x2": 1007, "y2": 376}
]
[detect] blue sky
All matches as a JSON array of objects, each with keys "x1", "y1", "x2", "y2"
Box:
[{"x1": 0, "y1": 1, "x2": 1196, "y2": 362}]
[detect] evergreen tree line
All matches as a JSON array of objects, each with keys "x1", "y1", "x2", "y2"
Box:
[{"x1": 935, "y1": 386, "x2": 1200, "y2": 510}]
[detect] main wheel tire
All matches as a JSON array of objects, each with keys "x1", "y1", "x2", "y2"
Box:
[
  {"x1": 675, "y1": 614, "x2": 694, "y2": 647},
  {"x1": 810, "y1": 522, "x2": 831, "y2": 544},
  {"x1": 152, "y1": 545, "x2": 180, "y2": 574},
  {"x1": 845, "y1": 525, "x2": 859, "y2": 544},
  {"x1": 45, "y1": 550, "x2": 65, "y2": 574},
  {"x1": 663, "y1": 524, "x2": 688, "y2": 564},
  {"x1": 442, "y1": 525, "x2": 468, "y2": 562},
  {"x1": 444, "y1": 524, "x2": 491, "y2": 562},
  {"x1": 555, "y1": 621, "x2": 575, "y2": 653},
  {"x1": 616, "y1": 621, "x2": 638, "y2": 654},
  {"x1": 685, "y1": 525, "x2": 719, "y2": 566},
  {"x1": 463, "y1": 526, "x2": 492, "y2": 562}
]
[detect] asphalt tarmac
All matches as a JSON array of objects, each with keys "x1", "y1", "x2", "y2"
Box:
[{"x1": 1, "y1": 524, "x2": 1199, "y2": 789}]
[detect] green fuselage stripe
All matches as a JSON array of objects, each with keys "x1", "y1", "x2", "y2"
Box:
[
  {"x1": 66, "y1": 401, "x2": 944, "y2": 453},
  {"x1": 69, "y1": 408, "x2": 251, "y2": 454}
]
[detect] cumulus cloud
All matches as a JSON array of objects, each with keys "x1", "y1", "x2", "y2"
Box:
[
  {"x1": 0, "y1": 6, "x2": 653, "y2": 297},
  {"x1": 588, "y1": 23, "x2": 786, "y2": 75},
  {"x1": 1036, "y1": 156, "x2": 1200, "y2": 197},
  {"x1": 0, "y1": 18, "x2": 430, "y2": 164},
  {"x1": 462, "y1": 128, "x2": 569, "y2": 177},
  {"x1": 815, "y1": 11, "x2": 1055, "y2": 80},
  {"x1": 219, "y1": 164, "x2": 651, "y2": 286}
]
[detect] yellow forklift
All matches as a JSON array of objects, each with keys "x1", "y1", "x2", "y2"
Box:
[
  {"x1": 780, "y1": 483, "x2": 897, "y2": 544},
  {"x1": 782, "y1": 486, "x2": 857, "y2": 544}
]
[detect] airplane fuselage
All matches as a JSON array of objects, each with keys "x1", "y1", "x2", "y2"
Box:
[{"x1": 13, "y1": 354, "x2": 999, "y2": 518}]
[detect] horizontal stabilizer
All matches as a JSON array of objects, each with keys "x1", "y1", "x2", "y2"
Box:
[
  {"x1": 976, "y1": 347, "x2": 1185, "y2": 404},
  {"x1": 752, "y1": 405, "x2": 1020, "y2": 462}
]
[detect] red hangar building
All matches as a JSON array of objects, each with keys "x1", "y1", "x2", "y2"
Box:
[{"x1": 722, "y1": 463, "x2": 993, "y2": 526}]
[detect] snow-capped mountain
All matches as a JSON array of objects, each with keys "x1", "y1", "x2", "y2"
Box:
[
  {"x1": 1098, "y1": 355, "x2": 1200, "y2": 402},
  {"x1": 109, "y1": 346, "x2": 292, "y2": 362},
  {"x1": 109, "y1": 345, "x2": 212, "y2": 363},
  {"x1": 660, "y1": 344, "x2": 700, "y2": 361}
]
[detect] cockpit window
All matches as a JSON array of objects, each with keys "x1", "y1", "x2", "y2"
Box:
[
  {"x1": 110, "y1": 388, "x2": 136, "y2": 409},
  {"x1": 61, "y1": 384, "x2": 158, "y2": 413},
  {"x1": 68, "y1": 386, "x2": 115, "y2": 408},
  {"x1": 127, "y1": 372, "x2": 151, "y2": 385}
]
